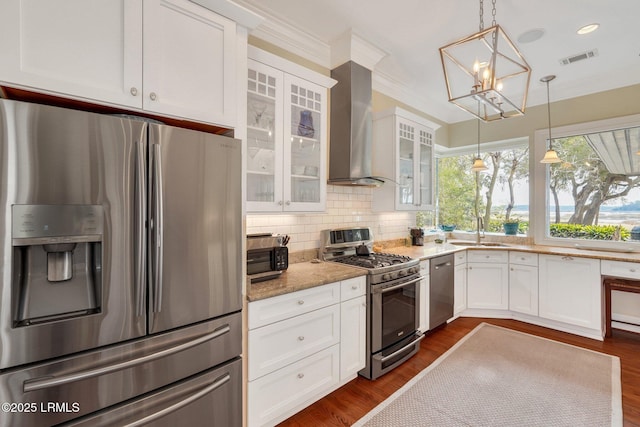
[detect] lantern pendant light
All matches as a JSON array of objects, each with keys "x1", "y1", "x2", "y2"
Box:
[
  {"x1": 540, "y1": 75, "x2": 562, "y2": 164},
  {"x1": 439, "y1": 0, "x2": 531, "y2": 122}
]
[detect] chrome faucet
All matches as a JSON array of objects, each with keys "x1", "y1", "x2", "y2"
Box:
[{"x1": 476, "y1": 216, "x2": 485, "y2": 245}]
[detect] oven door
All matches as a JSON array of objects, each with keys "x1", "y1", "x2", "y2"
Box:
[{"x1": 371, "y1": 275, "x2": 422, "y2": 353}]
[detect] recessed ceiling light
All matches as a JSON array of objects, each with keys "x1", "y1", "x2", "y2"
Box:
[
  {"x1": 577, "y1": 23, "x2": 599, "y2": 35},
  {"x1": 517, "y1": 28, "x2": 545, "y2": 44}
]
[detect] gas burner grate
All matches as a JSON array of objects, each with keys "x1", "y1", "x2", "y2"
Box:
[{"x1": 333, "y1": 253, "x2": 413, "y2": 270}]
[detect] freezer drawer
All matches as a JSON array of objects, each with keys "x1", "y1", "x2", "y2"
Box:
[
  {"x1": 0, "y1": 312, "x2": 241, "y2": 427},
  {"x1": 63, "y1": 358, "x2": 242, "y2": 427}
]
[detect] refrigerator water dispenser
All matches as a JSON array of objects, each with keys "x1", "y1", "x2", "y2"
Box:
[{"x1": 11, "y1": 205, "x2": 104, "y2": 326}]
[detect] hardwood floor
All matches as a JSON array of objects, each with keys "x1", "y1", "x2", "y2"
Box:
[{"x1": 277, "y1": 318, "x2": 640, "y2": 427}]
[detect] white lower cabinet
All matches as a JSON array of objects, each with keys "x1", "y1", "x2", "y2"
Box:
[
  {"x1": 340, "y1": 294, "x2": 366, "y2": 381},
  {"x1": 453, "y1": 251, "x2": 467, "y2": 315},
  {"x1": 248, "y1": 276, "x2": 366, "y2": 427},
  {"x1": 248, "y1": 345, "x2": 340, "y2": 427},
  {"x1": 508, "y1": 252, "x2": 539, "y2": 316},
  {"x1": 538, "y1": 255, "x2": 601, "y2": 331},
  {"x1": 466, "y1": 250, "x2": 509, "y2": 310}
]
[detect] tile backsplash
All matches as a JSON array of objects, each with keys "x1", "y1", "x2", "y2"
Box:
[{"x1": 246, "y1": 185, "x2": 417, "y2": 256}]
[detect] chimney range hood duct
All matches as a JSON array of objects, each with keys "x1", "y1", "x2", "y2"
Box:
[{"x1": 328, "y1": 61, "x2": 384, "y2": 186}]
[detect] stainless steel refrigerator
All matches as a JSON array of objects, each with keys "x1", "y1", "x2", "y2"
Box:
[{"x1": 0, "y1": 99, "x2": 242, "y2": 426}]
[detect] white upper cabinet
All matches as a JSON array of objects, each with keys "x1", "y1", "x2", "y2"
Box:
[
  {"x1": 0, "y1": 0, "x2": 237, "y2": 127},
  {"x1": 142, "y1": 0, "x2": 236, "y2": 125},
  {"x1": 246, "y1": 48, "x2": 335, "y2": 213},
  {"x1": 372, "y1": 107, "x2": 439, "y2": 211}
]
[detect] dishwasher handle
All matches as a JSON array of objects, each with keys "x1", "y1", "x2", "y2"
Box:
[{"x1": 433, "y1": 261, "x2": 452, "y2": 270}]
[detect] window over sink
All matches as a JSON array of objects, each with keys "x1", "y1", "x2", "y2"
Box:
[{"x1": 427, "y1": 140, "x2": 530, "y2": 235}]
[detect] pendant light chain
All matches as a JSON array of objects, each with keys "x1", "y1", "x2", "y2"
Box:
[
  {"x1": 479, "y1": 0, "x2": 497, "y2": 31},
  {"x1": 491, "y1": 0, "x2": 497, "y2": 27},
  {"x1": 546, "y1": 79, "x2": 552, "y2": 148}
]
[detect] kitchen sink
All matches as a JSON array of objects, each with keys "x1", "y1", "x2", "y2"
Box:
[{"x1": 448, "y1": 240, "x2": 510, "y2": 247}]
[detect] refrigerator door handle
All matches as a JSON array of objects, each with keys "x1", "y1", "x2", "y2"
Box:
[
  {"x1": 135, "y1": 140, "x2": 147, "y2": 317},
  {"x1": 123, "y1": 373, "x2": 231, "y2": 427},
  {"x1": 152, "y1": 143, "x2": 164, "y2": 313},
  {"x1": 23, "y1": 324, "x2": 232, "y2": 392}
]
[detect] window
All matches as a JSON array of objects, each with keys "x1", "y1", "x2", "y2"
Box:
[
  {"x1": 534, "y1": 114, "x2": 640, "y2": 248},
  {"x1": 433, "y1": 141, "x2": 530, "y2": 235}
]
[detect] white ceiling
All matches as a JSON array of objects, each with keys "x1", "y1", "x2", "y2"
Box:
[{"x1": 233, "y1": 0, "x2": 640, "y2": 124}]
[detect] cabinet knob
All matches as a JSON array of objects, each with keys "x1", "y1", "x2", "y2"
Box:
[
  {"x1": 149, "y1": 92, "x2": 157, "y2": 101},
  {"x1": 630, "y1": 269, "x2": 637, "y2": 273},
  {"x1": 285, "y1": 201, "x2": 291, "y2": 206},
  {"x1": 351, "y1": 285, "x2": 358, "y2": 290},
  {"x1": 297, "y1": 300, "x2": 304, "y2": 305},
  {"x1": 511, "y1": 268, "x2": 514, "y2": 271},
  {"x1": 298, "y1": 336, "x2": 305, "y2": 341},
  {"x1": 130, "y1": 87, "x2": 138, "y2": 96},
  {"x1": 297, "y1": 373, "x2": 304, "y2": 379},
  {"x1": 278, "y1": 201, "x2": 284, "y2": 206}
]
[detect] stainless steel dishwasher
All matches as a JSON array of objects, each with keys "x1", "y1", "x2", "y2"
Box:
[{"x1": 429, "y1": 253, "x2": 455, "y2": 329}]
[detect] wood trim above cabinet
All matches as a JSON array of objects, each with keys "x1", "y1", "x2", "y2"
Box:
[{"x1": 1, "y1": 87, "x2": 233, "y2": 136}]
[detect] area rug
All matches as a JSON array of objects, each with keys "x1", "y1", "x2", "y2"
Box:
[{"x1": 353, "y1": 323, "x2": 622, "y2": 427}]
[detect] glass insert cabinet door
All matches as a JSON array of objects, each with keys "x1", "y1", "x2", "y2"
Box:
[
  {"x1": 283, "y1": 74, "x2": 326, "y2": 210},
  {"x1": 396, "y1": 119, "x2": 434, "y2": 209},
  {"x1": 418, "y1": 128, "x2": 434, "y2": 207},
  {"x1": 397, "y1": 121, "x2": 416, "y2": 207},
  {"x1": 246, "y1": 62, "x2": 283, "y2": 209}
]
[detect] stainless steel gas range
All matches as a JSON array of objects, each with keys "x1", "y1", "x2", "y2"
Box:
[{"x1": 320, "y1": 227, "x2": 424, "y2": 380}]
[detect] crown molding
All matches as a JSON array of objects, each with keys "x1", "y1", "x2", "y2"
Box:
[
  {"x1": 233, "y1": 0, "x2": 331, "y2": 67},
  {"x1": 189, "y1": 0, "x2": 264, "y2": 29},
  {"x1": 329, "y1": 30, "x2": 387, "y2": 70}
]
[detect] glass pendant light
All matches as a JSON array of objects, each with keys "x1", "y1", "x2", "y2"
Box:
[
  {"x1": 540, "y1": 75, "x2": 562, "y2": 164},
  {"x1": 471, "y1": 118, "x2": 488, "y2": 172}
]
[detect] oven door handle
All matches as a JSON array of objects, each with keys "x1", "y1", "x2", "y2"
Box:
[
  {"x1": 376, "y1": 334, "x2": 425, "y2": 363},
  {"x1": 375, "y1": 276, "x2": 424, "y2": 294}
]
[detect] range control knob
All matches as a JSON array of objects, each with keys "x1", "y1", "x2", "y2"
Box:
[
  {"x1": 381, "y1": 273, "x2": 390, "y2": 281},
  {"x1": 398, "y1": 270, "x2": 407, "y2": 277}
]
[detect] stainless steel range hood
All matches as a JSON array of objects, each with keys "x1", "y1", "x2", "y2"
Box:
[{"x1": 328, "y1": 61, "x2": 384, "y2": 186}]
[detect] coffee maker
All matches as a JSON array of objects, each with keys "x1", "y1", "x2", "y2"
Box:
[
  {"x1": 410, "y1": 228, "x2": 424, "y2": 246},
  {"x1": 12, "y1": 205, "x2": 103, "y2": 326}
]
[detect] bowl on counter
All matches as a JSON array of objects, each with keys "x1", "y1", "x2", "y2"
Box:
[{"x1": 440, "y1": 225, "x2": 456, "y2": 232}]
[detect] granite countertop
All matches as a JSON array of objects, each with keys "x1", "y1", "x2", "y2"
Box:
[
  {"x1": 247, "y1": 260, "x2": 366, "y2": 302},
  {"x1": 389, "y1": 241, "x2": 640, "y2": 263},
  {"x1": 248, "y1": 241, "x2": 640, "y2": 302}
]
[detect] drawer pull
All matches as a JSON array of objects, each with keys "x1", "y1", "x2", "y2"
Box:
[
  {"x1": 297, "y1": 300, "x2": 304, "y2": 305},
  {"x1": 485, "y1": 255, "x2": 490, "y2": 259},
  {"x1": 351, "y1": 285, "x2": 358, "y2": 290},
  {"x1": 630, "y1": 269, "x2": 637, "y2": 273},
  {"x1": 510, "y1": 268, "x2": 514, "y2": 271},
  {"x1": 297, "y1": 373, "x2": 304, "y2": 379},
  {"x1": 562, "y1": 256, "x2": 574, "y2": 261},
  {"x1": 520, "y1": 257, "x2": 526, "y2": 261},
  {"x1": 298, "y1": 336, "x2": 305, "y2": 341}
]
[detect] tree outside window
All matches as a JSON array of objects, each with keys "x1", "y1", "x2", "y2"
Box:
[
  {"x1": 435, "y1": 145, "x2": 530, "y2": 234},
  {"x1": 546, "y1": 129, "x2": 640, "y2": 242}
]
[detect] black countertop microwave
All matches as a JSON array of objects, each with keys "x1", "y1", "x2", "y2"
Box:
[{"x1": 247, "y1": 234, "x2": 288, "y2": 283}]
